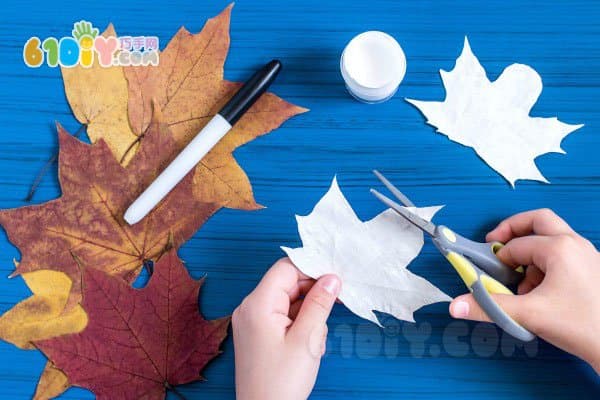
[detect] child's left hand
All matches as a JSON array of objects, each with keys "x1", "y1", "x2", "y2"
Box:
[{"x1": 232, "y1": 258, "x2": 341, "y2": 400}]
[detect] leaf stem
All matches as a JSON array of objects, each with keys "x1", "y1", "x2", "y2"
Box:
[
  {"x1": 153, "y1": 232, "x2": 175, "y2": 264},
  {"x1": 119, "y1": 133, "x2": 145, "y2": 164},
  {"x1": 25, "y1": 124, "x2": 87, "y2": 202},
  {"x1": 143, "y1": 259, "x2": 154, "y2": 276},
  {"x1": 165, "y1": 382, "x2": 187, "y2": 400}
]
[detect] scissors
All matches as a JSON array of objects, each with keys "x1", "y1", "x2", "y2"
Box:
[{"x1": 371, "y1": 170, "x2": 535, "y2": 342}]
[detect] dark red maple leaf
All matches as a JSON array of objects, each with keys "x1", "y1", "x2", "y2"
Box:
[{"x1": 36, "y1": 249, "x2": 230, "y2": 399}]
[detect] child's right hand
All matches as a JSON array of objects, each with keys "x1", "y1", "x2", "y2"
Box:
[{"x1": 449, "y1": 209, "x2": 600, "y2": 373}]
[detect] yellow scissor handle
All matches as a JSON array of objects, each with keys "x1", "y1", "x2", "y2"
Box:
[
  {"x1": 489, "y1": 242, "x2": 525, "y2": 274},
  {"x1": 445, "y1": 251, "x2": 512, "y2": 295},
  {"x1": 446, "y1": 251, "x2": 535, "y2": 341},
  {"x1": 445, "y1": 251, "x2": 535, "y2": 341}
]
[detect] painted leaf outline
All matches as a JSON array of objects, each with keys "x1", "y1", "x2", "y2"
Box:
[
  {"x1": 282, "y1": 177, "x2": 451, "y2": 325},
  {"x1": 406, "y1": 37, "x2": 583, "y2": 186}
]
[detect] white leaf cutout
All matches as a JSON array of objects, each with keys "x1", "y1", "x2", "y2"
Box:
[
  {"x1": 406, "y1": 37, "x2": 583, "y2": 187},
  {"x1": 282, "y1": 177, "x2": 451, "y2": 325}
]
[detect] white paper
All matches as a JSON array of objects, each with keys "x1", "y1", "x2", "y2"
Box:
[
  {"x1": 282, "y1": 177, "x2": 451, "y2": 325},
  {"x1": 406, "y1": 37, "x2": 583, "y2": 187}
]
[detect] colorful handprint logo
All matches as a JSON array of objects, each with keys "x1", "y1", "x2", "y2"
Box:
[
  {"x1": 23, "y1": 20, "x2": 159, "y2": 68},
  {"x1": 72, "y1": 21, "x2": 99, "y2": 67}
]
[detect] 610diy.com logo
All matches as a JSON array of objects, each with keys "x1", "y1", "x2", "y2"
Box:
[{"x1": 23, "y1": 21, "x2": 159, "y2": 68}]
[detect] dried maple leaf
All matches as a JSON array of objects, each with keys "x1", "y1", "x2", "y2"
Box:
[
  {"x1": 33, "y1": 361, "x2": 69, "y2": 400},
  {"x1": 0, "y1": 268, "x2": 83, "y2": 399},
  {"x1": 0, "y1": 269, "x2": 87, "y2": 349},
  {"x1": 0, "y1": 107, "x2": 218, "y2": 307},
  {"x1": 406, "y1": 37, "x2": 583, "y2": 186},
  {"x1": 124, "y1": 4, "x2": 307, "y2": 209},
  {"x1": 37, "y1": 250, "x2": 230, "y2": 400},
  {"x1": 62, "y1": 25, "x2": 139, "y2": 164}
]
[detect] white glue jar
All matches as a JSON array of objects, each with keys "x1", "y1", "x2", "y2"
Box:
[{"x1": 340, "y1": 31, "x2": 406, "y2": 103}]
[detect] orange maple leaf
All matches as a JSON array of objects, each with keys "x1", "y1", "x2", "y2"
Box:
[
  {"x1": 124, "y1": 4, "x2": 307, "y2": 209},
  {"x1": 0, "y1": 108, "x2": 217, "y2": 306}
]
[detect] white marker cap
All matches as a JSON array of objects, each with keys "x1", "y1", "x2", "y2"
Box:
[{"x1": 340, "y1": 31, "x2": 406, "y2": 103}]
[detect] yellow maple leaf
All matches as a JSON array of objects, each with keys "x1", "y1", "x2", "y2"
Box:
[
  {"x1": 0, "y1": 269, "x2": 87, "y2": 349},
  {"x1": 61, "y1": 24, "x2": 139, "y2": 164},
  {"x1": 33, "y1": 361, "x2": 69, "y2": 400}
]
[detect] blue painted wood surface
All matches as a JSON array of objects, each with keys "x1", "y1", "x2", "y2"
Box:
[{"x1": 0, "y1": 0, "x2": 599, "y2": 398}]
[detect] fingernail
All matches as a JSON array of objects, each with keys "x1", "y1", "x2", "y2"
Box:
[
  {"x1": 451, "y1": 300, "x2": 470, "y2": 318},
  {"x1": 320, "y1": 275, "x2": 341, "y2": 296}
]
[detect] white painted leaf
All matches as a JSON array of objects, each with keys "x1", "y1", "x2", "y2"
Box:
[
  {"x1": 406, "y1": 37, "x2": 583, "y2": 186},
  {"x1": 282, "y1": 177, "x2": 451, "y2": 325}
]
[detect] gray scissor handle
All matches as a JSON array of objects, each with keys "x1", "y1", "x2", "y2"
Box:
[
  {"x1": 471, "y1": 278, "x2": 535, "y2": 342},
  {"x1": 434, "y1": 225, "x2": 524, "y2": 287},
  {"x1": 432, "y1": 228, "x2": 535, "y2": 342}
]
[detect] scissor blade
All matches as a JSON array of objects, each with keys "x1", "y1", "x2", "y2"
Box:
[
  {"x1": 372, "y1": 170, "x2": 415, "y2": 207},
  {"x1": 370, "y1": 189, "x2": 437, "y2": 236}
]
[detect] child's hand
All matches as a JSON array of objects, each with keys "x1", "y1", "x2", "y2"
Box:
[
  {"x1": 449, "y1": 209, "x2": 600, "y2": 373},
  {"x1": 232, "y1": 258, "x2": 341, "y2": 400}
]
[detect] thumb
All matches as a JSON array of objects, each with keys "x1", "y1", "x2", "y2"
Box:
[
  {"x1": 288, "y1": 274, "x2": 341, "y2": 344},
  {"x1": 449, "y1": 293, "x2": 538, "y2": 332}
]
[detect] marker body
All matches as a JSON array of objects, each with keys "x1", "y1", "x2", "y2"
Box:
[
  {"x1": 124, "y1": 60, "x2": 282, "y2": 225},
  {"x1": 124, "y1": 114, "x2": 231, "y2": 225}
]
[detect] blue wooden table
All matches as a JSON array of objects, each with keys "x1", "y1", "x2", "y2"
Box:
[{"x1": 0, "y1": 0, "x2": 599, "y2": 398}]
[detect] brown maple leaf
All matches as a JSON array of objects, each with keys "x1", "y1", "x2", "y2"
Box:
[
  {"x1": 0, "y1": 107, "x2": 218, "y2": 306},
  {"x1": 36, "y1": 249, "x2": 230, "y2": 400},
  {"x1": 124, "y1": 3, "x2": 307, "y2": 209}
]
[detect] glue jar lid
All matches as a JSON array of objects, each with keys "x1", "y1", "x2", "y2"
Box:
[{"x1": 340, "y1": 31, "x2": 406, "y2": 103}]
